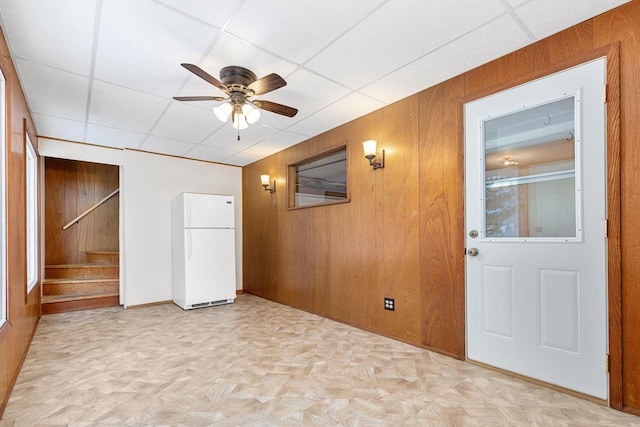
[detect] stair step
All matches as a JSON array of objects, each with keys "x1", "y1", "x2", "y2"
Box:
[
  {"x1": 86, "y1": 251, "x2": 119, "y2": 265},
  {"x1": 42, "y1": 292, "x2": 119, "y2": 303},
  {"x1": 42, "y1": 293, "x2": 119, "y2": 315},
  {"x1": 43, "y1": 278, "x2": 119, "y2": 296},
  {"x1": 45, "y1": 264, "x2": 119, "y2": 280}
]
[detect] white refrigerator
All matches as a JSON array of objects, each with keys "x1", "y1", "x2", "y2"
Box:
[{"x1": 171, "y1": 192, "x2": 236, "y2": 310}]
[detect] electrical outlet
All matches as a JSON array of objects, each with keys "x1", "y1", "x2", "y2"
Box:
[{"x1": 384, "y1": 297, "x2": 395, "y2": 311}]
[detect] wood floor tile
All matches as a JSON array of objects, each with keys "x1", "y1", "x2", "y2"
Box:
[{"x1": 1, "y1": 294, "x2": 639, "y2": 426}]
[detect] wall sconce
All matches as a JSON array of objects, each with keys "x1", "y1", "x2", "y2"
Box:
[
  {"x1": 503, "y1": 156, "x2": 518, "y2": 166},
  {"x1": 362, "y1": 140, "x2": 385, "y2": 170},
  {"x1": 260, "y1": 174, "x2": 276, "y2": 193}
]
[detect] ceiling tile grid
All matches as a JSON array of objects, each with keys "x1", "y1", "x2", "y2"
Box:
[
  {"x1": 225, "y1": 0, "x2": 388, "y2": 65},
  {"x1": 201, "y1": 123, "x2": 280, "y2": 152},
  {"x1": 0, "y1": 0, "x2": 630, "y2": 166},
  {"x1": 305, "y1": 0, "x2": 506, "y2": 90},
  {"x1": 16, "y1": 59, "x2": 90, "y2": 122},
  {"x1": 360, "y1": 13, "x2": 533, "y2": 103},
  {"x1": 32, "y1": 114, "x2": 86, "y2": 143},
  {"x1": 88, "y1": 80, "x2": 170, "y2": 134},
  {"x1": 139, "y1": 135, "x2": 195, "y2": 157},
  {"x1": 95, "y1": 0, "x2": 220, "y2": 99},
  {"x1": 0, "y1": 0, "x2": 97, "y2": 75},
  {"x1": 86, "y1": 124, "x2": 147, "y2": 149},
  {"x1": 150, "y1": 102, "x2": 224, "y2": 144}
]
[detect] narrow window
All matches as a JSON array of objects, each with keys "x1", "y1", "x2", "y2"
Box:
[
  {"x1": 26, "y1": 132, "x2": 38, "y2": 293},
  {"x1": 0, "y1": 68, "x2": 6, "y2": 326}
]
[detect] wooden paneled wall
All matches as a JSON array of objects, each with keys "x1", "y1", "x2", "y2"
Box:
[
  {"x1": 243, "y1": 0, "x2": 640, "y2": 413},
  {"x1": 44, "y1": 158, "x2": 119, "y2": 265},
  {"x1": 0, "y1": 27, "x2": 40, "y2": 415}
]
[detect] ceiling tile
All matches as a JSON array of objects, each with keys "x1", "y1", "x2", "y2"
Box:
[
  {"x1": 506, "y1": 0, "x2": 531, "y2": 6},
  {"x1": 139, "y1": 135, "x2": 195, "y2": 156},
  {"x1": 184, "y1": 144, "x2": 237, "y2": 163},
  {"x1": 151, "y1": 102, "x2": 224, "y2": 143},
  {"x1": 89, "y1": 80, "x2": 169, "y2": 133},
  {"x1": 0, "y1": 0, "x2": 97, "y2": 75},
  {"x1": 86, "y1": 124, "x2": 146, "y2": 149},
  {"x1": 154, "y1": 0, "x2": 236, "y2": 28},
  {"x1": 226, "y1": 0, "x2": 387, "y2": 64},
  {"x1": 202, "y1": 123, "x2": 279, "y2": 151},
  {"x1": 360, "y1": 15, "x2": 531, "y2": 103},
  {"x1": 199, "y1": 32, "x2": 299, "y2": 85},
  {"x1": 253, "y1": 68, "x2": 351, "y2": 131},
  {"x1": 305, "y1": 0, "x2": 505, "y2": 89},
  {"x1": 287, "y1": 92, "x2": 385, "y2": 137},
  {"x1": 33, "y1": 114, "x2": 85, "y2": 142},
  {"x1": 242, "y1": 131, "x2": 309, "y2": 157},
  {"x1": 515, "y1": 0, "x2": 629, "y2": 39},
  {"x1": 16, "y1": 59, "x2": 89, "y2": 121},
  {"x1": 95, "y1": 0, "x2": 218, "y2": 98},
  {"x1": 337, "y1": 92, "x2": 387, "y2": 120},
  {"x1": 222, "y1": 151, "x2": 263, "y2": 166}
]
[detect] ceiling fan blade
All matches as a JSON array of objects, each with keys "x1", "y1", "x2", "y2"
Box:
[
  {"x1": 252, "y1": 100, "x2": 298, "y2": 117},
  {"x1": 173, "y1": 96, "x2": 226, "y2": 102},
  {"x1": 247, "y1": 73, "x2": 287, "y2": 96},
  {"x1": 181, "y1": 63, "x2": 228, "y2": 93}
]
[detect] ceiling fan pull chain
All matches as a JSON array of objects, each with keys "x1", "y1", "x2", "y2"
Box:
[{"x1": 237, "y1": 126, "x2": 240, "y2": 141}]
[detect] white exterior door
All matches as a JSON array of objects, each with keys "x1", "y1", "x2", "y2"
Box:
[{"x1": 464, "y1": 58, "x2": 608, "y2": 399}]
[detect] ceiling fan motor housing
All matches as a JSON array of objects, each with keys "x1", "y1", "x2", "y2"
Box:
[{"x1": 220, "y1": 66, "x2": 257, "y2": 87}]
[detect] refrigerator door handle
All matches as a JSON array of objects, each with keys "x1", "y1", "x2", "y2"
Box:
[
  {"x1": 187, "y1": 229, "x2": 192, "y2": 260},
  {"x1": 186, "y1": 197, "x2": 192, "y2": 228}
]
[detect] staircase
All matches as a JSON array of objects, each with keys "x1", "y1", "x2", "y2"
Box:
[{"x1": 42, "y1": 251, "x2": 120, "y2": 315}]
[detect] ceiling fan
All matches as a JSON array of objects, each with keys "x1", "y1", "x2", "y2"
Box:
[{"x1": 173, "y1": 63, "x2": 298, "y2": 134}]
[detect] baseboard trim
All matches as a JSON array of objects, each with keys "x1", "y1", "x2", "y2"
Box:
[
  {"x1": 623, "y1": 405, "x2": 640, "y2": 416},
  {"x1": 236, "y1": 289, "x2": 244, "y2": 295}
]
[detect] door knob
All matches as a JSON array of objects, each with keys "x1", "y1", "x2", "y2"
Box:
[{"x1": 467, "y1": 248, "x2": 479, "y2": 257}]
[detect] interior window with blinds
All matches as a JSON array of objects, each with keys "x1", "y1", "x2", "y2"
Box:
[{"x1": 289, "y1": 146, "x2": 348, "y2": 208}]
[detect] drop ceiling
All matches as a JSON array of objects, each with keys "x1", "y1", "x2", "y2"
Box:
[{"x1": 0, "y1": 0, "x2": 628, "y2": 166}]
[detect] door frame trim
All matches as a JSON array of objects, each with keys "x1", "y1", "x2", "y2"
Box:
[{"x1": 457, "y1": 43, "x2": 621, "y2": 409}]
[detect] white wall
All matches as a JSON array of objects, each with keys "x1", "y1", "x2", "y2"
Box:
[
  {"x1": 122, "y1": 150, "x2": 242, "y2": 306},
  {"x1": 38, "y1": 139, "x2": 243, "y2": 307},
  {"x1": 38, "y1": 138, "x2": 123, "y2": 166}
]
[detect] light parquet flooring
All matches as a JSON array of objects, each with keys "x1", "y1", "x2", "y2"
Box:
[{"x1": 1, "y1": 294, "x2": 639, "y2": 426}]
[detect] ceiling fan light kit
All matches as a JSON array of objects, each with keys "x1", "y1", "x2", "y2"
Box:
[
  {"x1": 213, "y1": 102, "x2": 232, "y2": 122},
  {"x1": 173, "y1": 63, "x2": 298, "y2": 138}
]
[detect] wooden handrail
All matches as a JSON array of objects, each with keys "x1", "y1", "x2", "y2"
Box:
[{"x1": 63, "y1": 188, "x2": 119, "y2": 230}]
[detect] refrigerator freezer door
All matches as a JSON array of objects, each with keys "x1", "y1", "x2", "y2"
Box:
[
  {"x1": 183, "y1": 228, "x2": 236, "y2": 305},
  {"x1": 184, "y1": 193, "x2": 234, "y2": 228}
]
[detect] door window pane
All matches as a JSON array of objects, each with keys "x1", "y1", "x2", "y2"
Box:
[{"x1": 484, "y1": 97, "x2": 578, "y2": 239}]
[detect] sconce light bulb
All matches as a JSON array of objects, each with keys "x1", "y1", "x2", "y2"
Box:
[{"x1": 362, "y1": 140, "x2": 377, "y2": 157}]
